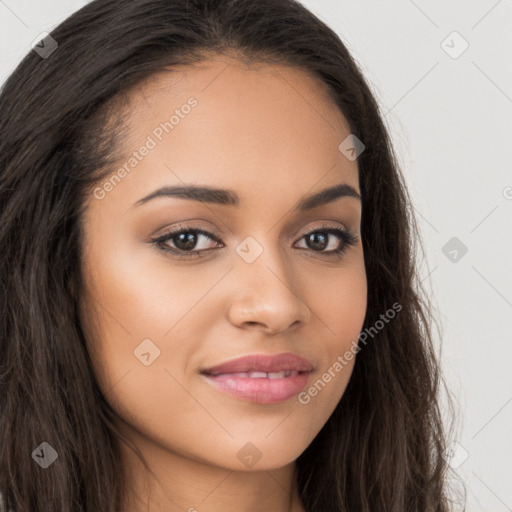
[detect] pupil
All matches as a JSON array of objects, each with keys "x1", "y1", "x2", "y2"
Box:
[
  {"x1": 308, "y1": 232, "x2": 328, "y2": 251},
  {"x1": 175, "y1": 232, "x2": 197, "y2": 251}
]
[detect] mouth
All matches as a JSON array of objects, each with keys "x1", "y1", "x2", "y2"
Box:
[
  {"x1": 199, "y1": 353, "x2": 314, "y2": 404},
  {"x1": 200, "y1": 352, "x2": 314, "y2": 375},
  {"x1": 205, "y1": 370, "x2": 302, "y2": 379}
]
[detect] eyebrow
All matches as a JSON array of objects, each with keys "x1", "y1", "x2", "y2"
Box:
[{"x1": 131, "y1": 182, "x2": 361, "y2": 211}]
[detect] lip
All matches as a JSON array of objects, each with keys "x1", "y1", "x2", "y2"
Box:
[
  {"x1": 200, "y1": 352, "x2": 314, "y2": 404},
  {"x1": 201, "y1": 352, "x2": 314, "y2": 375}
]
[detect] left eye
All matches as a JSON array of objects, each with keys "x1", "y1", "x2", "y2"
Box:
[
  {"x1": 151, "y1": 224, "x2": 358, "y2": 258},
  {"x1": 296, "y1": 229, "x2": 345, "y2": 252}
]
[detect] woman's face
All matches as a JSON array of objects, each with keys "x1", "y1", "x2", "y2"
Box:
[{"x1": 79, "y1": 55, "x2": 367, "y2": 473}]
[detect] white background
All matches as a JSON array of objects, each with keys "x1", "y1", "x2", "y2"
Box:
[{"x1": 1, "y1": 1, "x2": 511, "y2": 510}]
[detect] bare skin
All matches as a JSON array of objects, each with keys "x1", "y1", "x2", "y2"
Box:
[{"x1": 79, "y1": 54, "x2": 367, "y2": 512}]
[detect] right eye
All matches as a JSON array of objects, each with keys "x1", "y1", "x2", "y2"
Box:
[{"x1": 151, "y1": 226, "x2": 223, "y2": 258}]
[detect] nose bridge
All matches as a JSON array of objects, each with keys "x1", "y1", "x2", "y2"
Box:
[
  {"x1": 235, "y1": 233, "x2": 291, "y2": 290},
  {"x1": 228, "y1": 232, "x2": 310, "y2": 330}
]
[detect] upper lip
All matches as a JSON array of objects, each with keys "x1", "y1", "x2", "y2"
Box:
[{"x1": 201, "y1": 352, "x2": 314, "y2": 375}]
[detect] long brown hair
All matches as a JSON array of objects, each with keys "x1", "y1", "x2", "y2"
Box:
[{"x1": 0, "y1": 0, "x2": 453, "y2": 510}]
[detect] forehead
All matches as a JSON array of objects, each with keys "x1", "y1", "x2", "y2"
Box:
[{"x1": 93, "y1": 56, "x2": 359, "y2": 211}]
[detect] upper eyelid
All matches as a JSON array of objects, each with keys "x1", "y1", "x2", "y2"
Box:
[
  {"x1": 153, "y1": 223, "x2": 352, "y2": 247},
  {"x1": 155, "y1": 222, "x2": 348, "y2": 237}
]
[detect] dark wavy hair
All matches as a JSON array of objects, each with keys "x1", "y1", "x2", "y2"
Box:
[{"x1": 0, "y1": 0, "x2": 454, "y2": 510}]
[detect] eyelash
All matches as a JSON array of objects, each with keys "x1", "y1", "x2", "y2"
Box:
[{"x1": 151, "y1": 223, "x2": 359, "y2": 260}]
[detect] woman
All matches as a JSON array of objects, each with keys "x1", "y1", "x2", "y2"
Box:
[{"x1": 0, "y1": 0, "x2": 453, "y2": 510}]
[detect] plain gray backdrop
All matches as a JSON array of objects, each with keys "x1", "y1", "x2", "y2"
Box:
[{"x1": 1, "y1": 1, "x2": 511, "y2": 510}]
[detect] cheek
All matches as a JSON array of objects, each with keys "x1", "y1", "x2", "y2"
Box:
[
  {"x1": 79, "y1": 241, "x2": 217, "y2": 457},
  {"x1": 78, "y1": 230, "x2": 186, "y2": 390},
  {"x1": 308, "y1": 253, "x2": 367, "y2": 350},
  {"x1": 80, "y1": 227, "x2": 211, "y2": 346},
  {"x1": 79, "y1": 231, "x2": 232, "y2": 429},
  {"x1": 296, "y1": 255, "x2": 367, "y2": 415}
]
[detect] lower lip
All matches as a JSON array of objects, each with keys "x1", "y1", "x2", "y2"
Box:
[{"x1": 201, "y1": 372, "x2": 312, "y2": 404}]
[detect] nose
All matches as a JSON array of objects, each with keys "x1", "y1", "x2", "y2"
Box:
[{"x1": 227, "y1": 244, "x2": 311, "y2": 334}]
